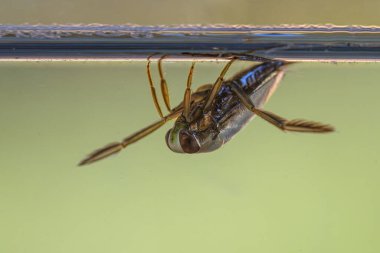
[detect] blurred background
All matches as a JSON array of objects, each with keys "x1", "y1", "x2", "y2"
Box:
[
  {"x1": 0, "y1": 0, "x2": 379, "y2": 25},
  {"x1": 0, "y1": 1, "x2": 379, "y2": 253}
]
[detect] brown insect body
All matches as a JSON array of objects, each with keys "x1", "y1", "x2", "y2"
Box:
[{"x1": 79, "y1": 59, "x2": 334, "y2": 166}]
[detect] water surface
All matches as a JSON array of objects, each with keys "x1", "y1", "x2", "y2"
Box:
[{"x1": 0, "y1": 61, "x2": 378, "y2": 253}]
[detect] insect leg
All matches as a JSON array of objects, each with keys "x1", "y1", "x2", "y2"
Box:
[
  {"x1": 158, "y1": 55, "x2": 172, "y2": 112},
  {"x1": 78, "y1": 109, "x2": 183, "y2": 166},
  {"x1": 229, "y1": 83, "x2": 334, "y2": 133},
  {"x1": 203, "y1": 58, "x2": 236, "y2": 113},
  {"x1": 183, "y1": 62, "x2": 196, "y2": 122},
  {"x1": 147, "y1": 55, "x2": 164, "y2": 118}
]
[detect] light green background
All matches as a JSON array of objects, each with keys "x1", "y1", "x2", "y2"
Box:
[
  {"x1": 0, "y1": 1, "x2": 379, "y2": 253},
  {"x1": 0, "y1": 0, "x2": 379, "y2": 25}
]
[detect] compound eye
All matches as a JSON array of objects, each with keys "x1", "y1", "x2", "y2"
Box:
[
  {"x1": 165, "y1": 130, "x2": 172, "y2": 150},
  {"x1": 179, "y1": 130, "x2": 200, "y2": 153}
]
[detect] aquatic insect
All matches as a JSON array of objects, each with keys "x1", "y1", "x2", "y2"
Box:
[{"x1": 79, "y1": 58, "x2": 334, "y2": 165}]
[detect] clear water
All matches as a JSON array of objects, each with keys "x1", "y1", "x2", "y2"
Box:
[{"x1": 0, "y1": 61, "x2": 379, "y2": 252}]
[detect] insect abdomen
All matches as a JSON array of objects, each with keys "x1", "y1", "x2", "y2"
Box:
[{"x1": 233, "y1": 61, "x2": 286, "y2": 92}]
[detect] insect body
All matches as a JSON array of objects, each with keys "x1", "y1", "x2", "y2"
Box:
[
  {"x1": 79, "y1": 59, "x2": 334, "y2": 165},
  {"x1": 166, "y1": 60, "x2": 288, "y2": 154}
]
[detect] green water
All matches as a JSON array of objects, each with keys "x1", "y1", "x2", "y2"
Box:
[
  {"x1": 0, "y1": 61, "x2": 379, "y2": 252},
  {"x1": 1, "y1": 0, "x2": 380, "y2": 250}
]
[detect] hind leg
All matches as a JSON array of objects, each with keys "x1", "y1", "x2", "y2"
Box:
[{"x1": 229, "y1": 82, "x2": 334, "y2": 133}]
